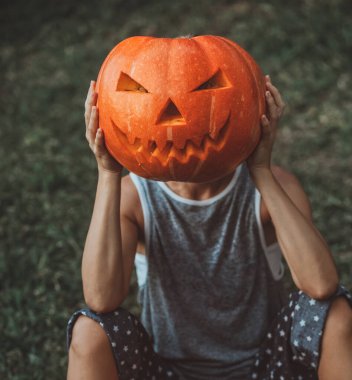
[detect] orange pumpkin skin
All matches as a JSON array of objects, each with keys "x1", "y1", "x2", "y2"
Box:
[{"x1": 96, "y1": 35, "x2": 266, "y2": 182}]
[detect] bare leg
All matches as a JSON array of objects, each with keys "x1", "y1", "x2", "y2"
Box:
[
  {"x1": 318, "y1": 296, "x2": 352, "y2": 380},
  {"x1": 67, "y1": 315, "x2": 119, "y2": 380}
]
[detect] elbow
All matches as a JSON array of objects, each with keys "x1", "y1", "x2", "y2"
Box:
[
  {"x1": 84, "y1": 292, "x2": 127, "y2": 314},
  {"x1": 300, "y1": 278, "x2": 340, "y2": 301}
]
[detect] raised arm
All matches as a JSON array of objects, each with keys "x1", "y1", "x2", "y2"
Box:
[
  {"x1": 247, "y1": 76, "x2": 339, "y2": 300},
  {"x1": 81, "y1": 81, "x2": 138, "y2": 313}
]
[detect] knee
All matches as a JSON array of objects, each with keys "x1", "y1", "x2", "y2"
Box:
[
  {"x1": 325, "y1": 296, "x2": 352, "y2": 338},
  {"x1": 69, "y1": 315, "x2": 110, "y2": 358}
]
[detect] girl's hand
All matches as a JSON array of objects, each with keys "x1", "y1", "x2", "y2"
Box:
[
  {"x1": 84, "y1": 81, "x2": 123, "y2": 175},
  {"x1": 246, "y1": 75, "x2": 286, "y2": 176}
]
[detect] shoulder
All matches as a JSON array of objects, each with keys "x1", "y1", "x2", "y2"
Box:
[
  {"x1": 121, "y1": 173, "x2": 137, "y2": 193},
  {"x1": 261, "y1": 165, "x2": 313, "y2": 223}
]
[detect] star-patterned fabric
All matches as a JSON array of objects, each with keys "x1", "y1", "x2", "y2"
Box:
[
  {"x1": 249, "y1": 284, "x2": 352, "y2": 379},
  {"x1": 67, "y1": 285, "x2": 352, "y2": 380},
  {"x1": 67, "y1": 307, "x2": 177, "y2": 379}
]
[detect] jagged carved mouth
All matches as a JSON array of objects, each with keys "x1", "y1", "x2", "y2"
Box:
[{"x1": 111, "y1": 113, "x2": 232, "y2": 164}]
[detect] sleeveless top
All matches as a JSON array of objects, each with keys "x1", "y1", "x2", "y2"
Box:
[{"x1": 130, "y1": 163, "x2": 286, "y2": 380}]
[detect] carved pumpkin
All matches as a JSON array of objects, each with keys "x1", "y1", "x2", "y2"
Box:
[{"x1": 96, "y1": 35, "x2": 266, "y2": 182}]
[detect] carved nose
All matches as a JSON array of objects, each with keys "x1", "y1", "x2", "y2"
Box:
[{"x1": 157, "y1": 99, "x2": 186, "y2": 125}]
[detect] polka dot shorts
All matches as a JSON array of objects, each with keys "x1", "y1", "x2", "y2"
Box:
[
  {"x1": 67, "y1": 307, "x2": 177, "y2": 379},
  {"x1": 67, "y1": 285, "x2": 352, "y2": 380},
  {"x1": 250, "y1": 284, "x2": 352, "y2": 379}
]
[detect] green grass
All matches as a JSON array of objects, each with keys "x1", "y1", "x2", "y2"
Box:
[{"x1": 1, "y1": 0, "x2": 351, "y2": 378}]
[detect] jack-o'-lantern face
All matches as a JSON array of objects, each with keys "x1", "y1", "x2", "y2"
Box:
[{"x1": 97, "y1": 35, "x2": 266, "y2": 182}]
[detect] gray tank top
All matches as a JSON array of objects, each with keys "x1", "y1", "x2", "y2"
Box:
[{"x1": 130, "y1": 163, "x2": 285, "y2": 380}]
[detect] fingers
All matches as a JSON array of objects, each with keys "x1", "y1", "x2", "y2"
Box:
[
  {"x1": 260, "y1": 114, "x2": 272, "y2": 136},
  {"x1": 261, "y1": 114, "x2": 270, "y2": 129},
  {"x1": 264, "y1": 75, "x2": 285, "y2": 122},
  {"x1": 265, "y1": 91, "x2": 282, "y2": 120},
  {"x1": 84, "y1": 81, "x2": 97, "y2": 128},
  {"x1": 87, "y1": 108, "x2": 108, "y2": 158},
  {"x1": 94, "y1": 128, "x2": 106, "y2": 157},
  {"x1": 86, "y1": 106, "x2": 99, "y2": 147},
  {"x1": 261, "y1": 113, "x2": 277, "y2": 142},
  {"x1": 265, "y1": 75, "x2": 285, "y2": 109}
]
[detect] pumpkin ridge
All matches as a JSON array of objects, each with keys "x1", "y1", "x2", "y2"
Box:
[
  {"x1": 190, "y1": 36, "x2": 217, "y2": 80},
  {"x1": 216, "y1": 36, "x2": 263, "y2": 115}
]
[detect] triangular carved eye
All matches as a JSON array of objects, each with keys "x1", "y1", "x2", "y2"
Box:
[
  {"x1": 193, "y1": 69, "x2": 230, "y2": 91},
  {"x1": 116, "y1": 72, "x2": 149, "y2": 93}
]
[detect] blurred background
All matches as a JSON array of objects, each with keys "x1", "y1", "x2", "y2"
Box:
[{"x1": 1, "y1": 0, "x2": 351, "y2": 378}]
